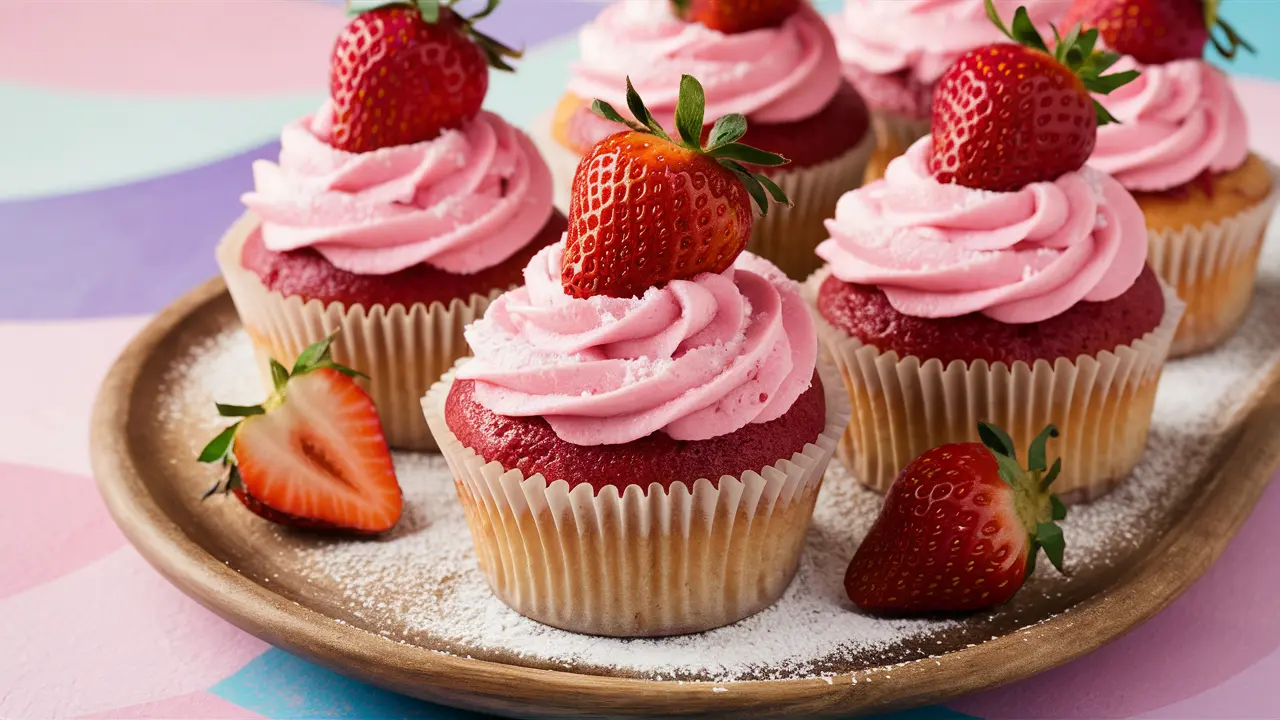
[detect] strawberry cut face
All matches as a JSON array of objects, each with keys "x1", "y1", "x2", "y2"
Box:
[
  {"x1": 233, "y1": 369, "x2": 402, "y2": 534},
  {"x1": 198, "y1": 334, "x2": 403, "y2": 535}
]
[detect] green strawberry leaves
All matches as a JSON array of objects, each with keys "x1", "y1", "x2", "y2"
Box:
[
  {"x1": 197, "y1": 423, "x2": 240, "y2": 465},
  {"x1": 977, "y1": 421, "x2": 1068, "y2": 579},
  {"x1": 1205, "y1": 0, "x2": 1255, "y2": 61},
  {"x1": 346, "y1": 0, "x2": 522, "y2": 72},
  {"x1": 984, "y1": 0, "x2": 1139, "y2": 126},
  {"x1": 197, "y1": 332, "x2": 365, "y2": 475},
  {"x1": 674, "y1": 75, "x2": 706, "y2": 148},
  {"x1": 589, "y1": 74, "x2": 792, "y2": 215}
]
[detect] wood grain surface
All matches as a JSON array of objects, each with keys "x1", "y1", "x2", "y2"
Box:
[{"x1": 90, "y1": 277, "x2": 1280, "y2": 719}]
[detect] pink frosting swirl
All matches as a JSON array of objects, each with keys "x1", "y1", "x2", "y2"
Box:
[
  {"x1": 241, "y1": 105, "x2": 554, "y2": 275},
  {"x1": 456, "y1": 244, "x2": 818, "y2": 446},
  {"x1": 830, "y1": 0, "x2": 1066, "y2": 84},
  {"x1": 1091, "y1": 58, "x2": 1248, "y2": 192},
  {"x1": 566, "y1": 0, "x2": 840, "y2": 126},
  {"x1": 816, "y1": 138, "x2": 1148, "y2": 324}
]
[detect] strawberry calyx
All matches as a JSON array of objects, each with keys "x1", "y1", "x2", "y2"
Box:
[
  {"x1": 590, "y1": 75, "x2": 793, "y2": 216},
  {"x1": 985, "y1": 0, "x2": 1139, "y2": 125},
  {"x1": 1203, "y1": 0, "x2": 1254, "y2": 60},
  {"x1": 197, "y1": 332, "x2": 365, "y2": 497},
  {"x1": 346, "y1": 0, "x2": 521, "y2": 71},
  {"x1": 976, "y1": 421, "x2": 1068, "y2": 579}
]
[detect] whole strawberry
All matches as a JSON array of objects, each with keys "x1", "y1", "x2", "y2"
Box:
[
  {"x1": 1062, "y1": 0, "x2": 1253, "y2": 64},
  {"x1": 671, "y1": 0, "x2": 801, "y2": 34},
  {"x1": 329, "y1": 0, "x2": 520, "y2": 153},
  {"x1": 930, "y1": 0, "x2": 1140, "y2": 192},
  {"x1": 563, "y1": 75, "x2": 791, "y2": 299},
  {"x1": 845, "y1": 423, "x2": 1068, "y2": 614},
  {"x1": 198, "y1": 334, "x2": 403, "y2": 534}
]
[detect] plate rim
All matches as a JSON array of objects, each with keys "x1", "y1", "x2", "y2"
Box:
[{"x1": 90, "y1": 276, "x2": 1280, "y2": 719}]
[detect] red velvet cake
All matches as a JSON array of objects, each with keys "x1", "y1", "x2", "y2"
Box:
[
  {"x1": 445, "y1": 374, "x2": 827, "y2": 491},
  {"x1": 216, "y1": 0, "x2": 556, "y2": 451},
  {"x1": 421, "y1": 76, "x2": 848, "y2": 638},
  {"x1": 816, "y1": 266, "x2": 1167, "y2": 366},
  {"x1": 240, "y1": 213, "x2": 567, "y2": 309},
  {"x1": 810, "y1": 13, "x2": 1182, "y2": 500}
]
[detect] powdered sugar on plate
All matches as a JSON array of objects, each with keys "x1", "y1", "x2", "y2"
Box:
[{"x1": 160, "y1": 228, "x2": 1280, "y2": 683}]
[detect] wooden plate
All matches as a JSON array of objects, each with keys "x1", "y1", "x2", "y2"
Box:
[{"x1": 91, "y1": 277, "x2": 1280, "y2": 719}]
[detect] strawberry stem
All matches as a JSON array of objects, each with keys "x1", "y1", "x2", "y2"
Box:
[
  {"x1": 977, "y1": 421, "x2": 1068, "y2": 577},
  {"x1": 590, "y1": 75, "x2": 793, "y2": 215},
  {"x1": 984, "y1": 0, "x2": 1140, "y2": 126},
  {"x1": 345, "y1": 0, "x2": 522, "y2": 72}
]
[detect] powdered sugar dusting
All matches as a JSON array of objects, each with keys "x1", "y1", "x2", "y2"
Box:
[{"x1": 157, "y1": 231, "x2": 1280, "y2": 683}]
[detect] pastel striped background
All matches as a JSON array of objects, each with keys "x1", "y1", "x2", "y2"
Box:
[{"x1": 3, "y1": 1, "x2": 1279, "y2": 717}]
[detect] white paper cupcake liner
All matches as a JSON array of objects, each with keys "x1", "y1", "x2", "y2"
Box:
[
  {"x1": 806, "y1": 269, "x2": 1185, "y2": 503},
  {"x1": 421, "y1": 360, "x2": 852, "y2": 638},
  {"x1": 533, "y1": 111, "x2": 874, "y2": 281},
  {"x1": 216, "y1": 212, "x2": 499, "y2": 452},
  {"x1": 1146, "y1": 164, "x2": 1279, "y2": 357},
  {"x1": 748, "y1": 132, "x2": 874, "y2": 281}
]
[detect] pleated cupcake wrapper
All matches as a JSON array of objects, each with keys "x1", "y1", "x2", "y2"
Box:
[
  {"x1": 806, "y1": 269, "x2": 1185, "y2": 503},
  {"x1": 747, "y1": 131, "x2": 874, "y2": 281},
  {"x1": 420, "y1": 360, "x2": 851, "y2": 638},
  {"x1": 1146, "y1": 166, "x2": 1279, "y2": 358},
  {"x1": 533, "y1": 111, "x2": 874, "y2": 281},
  {"x1": 216, "y1": 212, "x2": 498, "y2": 452}
]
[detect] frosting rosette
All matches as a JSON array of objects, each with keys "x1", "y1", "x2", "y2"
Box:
[
  {"x1": 829, "y1": 0, "x2": 1066, "y2": 85},
  {"x1": 1090, "y1": 58, "x2": 1249, "y2": 192},
  {"x1": 456, "y1": 244, "x2": 818, "y2": 445},
  {"x1": 241, "y1": 105, "x2": 554, "y2": 276},
  {"x1": 816, "y1": 138, "x2": 1149, "y2": 324},
  {"x1": 566, "y1": 0, "x2": 840, "y2": 128}
]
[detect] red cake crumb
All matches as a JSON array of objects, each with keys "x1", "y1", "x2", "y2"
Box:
[
  {"x1": 444, "y1": 374, "x2": 828, "y2": 492},
  {"x1": 241, "y1": 211, "x2": 568, "y2": 308},
  {"x1": 816, "y1": 265, "x2": 1166, "y2": 366},
  {"x1": 736, "y1": 81, "x2": 870, "y2": 171}
]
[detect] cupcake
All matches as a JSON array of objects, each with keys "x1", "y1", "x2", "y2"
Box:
[
  {"x1": 829, "y1": 0, "x2": 1066, "y2": 182},
  {"x1": 538, "y1": 0, "x2": 873, "y2": 281},
  {"x1": 217, "y1": 1, "x2": 566, "y2": 451},
  {"x1": 1066, "y1": 2, "x2": 1278, "y2": 357},
  {"x1": 811, "y1": 8, "x2": 1182, "y2": 502},
  {"x1": 425, "y1": 78, "x2": 849, "y2": 637}
]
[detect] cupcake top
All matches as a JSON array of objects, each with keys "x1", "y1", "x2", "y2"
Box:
[
  {"x1": 567, "y1": 0, "x2": 841, "y2": 127},
  {"x1": 460, "y1": 75, "x2": 815, "y2": 446},
  {"x1": 242, "y1": 106, "x2": 554, "y2": 276},
  {"x1": 817, "y1": 138, "x2": 1148, "y2": 324},
  {"x1": 829, "y1": 0, "x2": 1065, "y2": 87},
  {"x1": 241, "y1": 0, "x2": 553, "y2": 276},
  {"x1": 1089, "y1": 58, "x2": 1248, "y2": 192},
  {"x1": 457, "y1": 245, "x2": 816, "y2": 445}
]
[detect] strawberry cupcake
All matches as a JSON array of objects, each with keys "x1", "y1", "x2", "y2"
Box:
[
  {"x1": 217, "y1": 1, "x2": 566, "y2": 451},
  {"x1": 424, "y1": 79, "x2": 849, "y2": 637},
  {"x1": 538, "y1": 0, "x2": 873, "y2": 281},
  {"x1": 811, "y1": 9, "x2": 1182, "y2": 501},
  {"x1": 1066, "y1": 0, "x2": 1278, "y2": 357},
  {"x1": 829, "y1": 0, "x2": 1066, "y2": 182}
]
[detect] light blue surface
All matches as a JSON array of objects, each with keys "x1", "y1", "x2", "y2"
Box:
[{"x1": 212, "y1": 649, "x2": 977, "y2": 720}]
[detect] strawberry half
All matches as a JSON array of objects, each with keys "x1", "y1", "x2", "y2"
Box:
[
  {"x1": 670, "y1": 0, "x2": 801, "y2": 34},
  {"x1": 563, "y1": 75, "x2": 791, "y2": 299},
  {"x1": 845, "y1": 423, "x2": 1068, "y2": 614},
  {"x1": 198, "y1": 334, "x2": 403, "y2": 534},
  {"x1": 1062, "y1": 0, "x2": 1253, "y2": 64},
  {"x1": 930, "y1": 0, "x2": 1140, "y2": 192},
  {"x1": 329, "y1": 0, "x2": 521, "y2": 153}
]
